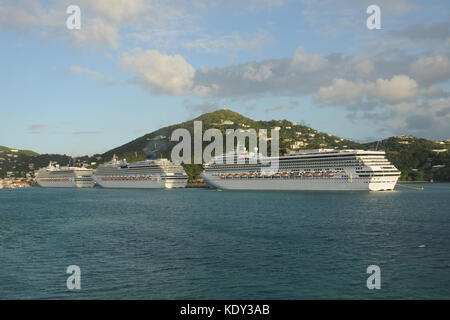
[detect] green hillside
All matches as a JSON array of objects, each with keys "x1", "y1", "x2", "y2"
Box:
[
  {"x1": 0, "y1": 145, "x2": 39, "y2": 157},
  {"x1": 0, "y1": 144, "x2": 73, "y2": 179},
  {"x1": 98, "y1": 109, "x2": 361, "y2": 161},
  {"x1": 362, "y1": 136, "x2": 450, "y2": 181}
]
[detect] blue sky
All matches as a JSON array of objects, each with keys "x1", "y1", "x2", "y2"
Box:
[{"x1": 0, "y1": 0, "x2": 449, "y2": 155}]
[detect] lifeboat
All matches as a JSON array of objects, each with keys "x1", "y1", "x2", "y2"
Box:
[
  {"x1": 234, "y1": 173, "x2": 240, "y2": 178},
  {"x1": 314, "y1": 172, "x2": 323, "y2": 177},
  {"x1": 273, "y1": 173, "x2": 281, "y2": 177},
  {"x1": 227, "y1": 174, "x2": 233, "y2": 178},
  {"x1": 242, "y1": 173, "x2": 248, "y2": 177},
  {"x1": 282, "y1": 172, "x2": 289, "y2": 177},
  {"x1": 220, "y1": 174, "x2": 225, "y2": 179},
  {"x1": 249, "y1": 173, "x2": 255, "y2": 177},
  {"x1": 304, "y1": 172, "x2": 312, "y2": 177},
  {"x1": 325, "y1": 171, "x2": 334, "y2": 177}
]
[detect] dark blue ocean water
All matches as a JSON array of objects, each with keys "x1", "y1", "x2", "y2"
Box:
[{"x1": 0, "y1": 184, "x2": 449, "y2": 299}]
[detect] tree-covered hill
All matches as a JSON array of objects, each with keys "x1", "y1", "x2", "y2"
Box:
[
  {"x1": 97, "y1": 109, "x2": 361, "y2": 161},
  {"x1": 362, "y1": 136, "x2": 450, "y2": 181}
]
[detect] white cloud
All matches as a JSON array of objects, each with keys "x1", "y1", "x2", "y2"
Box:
[
  {"x1": 0, "y1": 0, "x2": 187, "y2": 50},
  {"x1": 192, "y1": 0, "x2": 290, "y2": 10},
  {"x1": 68, "y1": 0, "x2": 146, "y2": 23},
  {"x1": 410, "y1": 54, "x2": 450, "y2": 86},
  {"x1": 424, "y1": 87, "x2": 449, "y2": 98},
  {"x1": 69, "y1": 66, "x2": 103, "y2": 80},
  {"x1": 182, "y1": 33, "x2": 274, "y2": 53},
  {"x1": 316, "y1": 78, "x2": 365, "y2": 104},
  {"x1": 193, "y1": 84, "x2": 220, "y2": 97},
  {"x1": 68, "y1": 66, "x2": 115, "y2": 85},
  {"x1": 292, "y1": 46, "x2": 328, "y2": 72},
  {"x1": 354, "y1": 59, "x2": 375, "y2": 76},
  {"x1": 69, "y1": 18, "x2": 120, "y2": 50},
  {"x1": 243, "y1": 64, "x2": 273, "y2": 82},
  {"x1": 371, "y1": 75, "x2": 418, "y2": 103},
  {"x1": 0, "y1": 1, "x2": 42, "y2": 31},
  {"x1": 317, "y1": 75, "x2": 418, "y2": 104},
  {"x1": 386, "y1": 98, "x2": 450, "y2": 138},
  {"x1": 119, "y1": 48, "x2": 196, "y2": 95}
]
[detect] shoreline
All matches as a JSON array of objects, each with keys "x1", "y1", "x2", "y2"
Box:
[{"x1": 397, "y1": 181, "x2": 436, "y2": 183}]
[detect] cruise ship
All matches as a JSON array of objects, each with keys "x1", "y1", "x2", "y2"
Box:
[
  {"x1": 35, "y1": 162, "x2": 95, "y2": 188},
  {"x1": 93, "y1": 155, "x2": 188, "y2": 189},
  {"x1": 201, "y1": 149, "x2": 401, "y2": 191}
]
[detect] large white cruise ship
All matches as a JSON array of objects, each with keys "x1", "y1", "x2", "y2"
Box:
[
  {"x1": 35, "y1": 162, "x2": 95, "y2": 188},
  {"x1": 93, "y1": 155, "x2": 188, "y2": 189},
  {"x1": 201, "y1": 149, "x2": 401, "y2": 191}
]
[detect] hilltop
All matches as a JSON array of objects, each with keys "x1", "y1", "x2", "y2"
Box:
[
  {"x1": 99, "y1": 109, "x2": 361, "y2": 162},
  {"x1": 0, "y1": 145, "x2": 39, "y2": 157}
]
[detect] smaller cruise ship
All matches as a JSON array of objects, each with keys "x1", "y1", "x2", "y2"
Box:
[
  {"x1": 93, "y1": 155, "x2": 188, "y2": 189},
  {"x1": 35, "y1": 162, "x2": 95, "y2": 188}
]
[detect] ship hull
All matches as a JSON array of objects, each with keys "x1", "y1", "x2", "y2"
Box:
[
  {"x1": 200, "y1": 173, "x2": 398, "y2": 191},
  {"x1": 36, "y1": 178, "x2": 95, "y2": 188},
  {"x1": 93, "y1": 176, "x2": 188, "y2": 189}
]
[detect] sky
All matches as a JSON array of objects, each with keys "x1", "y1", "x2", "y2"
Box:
[{"x1": 0, "y1": 0, "x2": 449, "y2": 156}]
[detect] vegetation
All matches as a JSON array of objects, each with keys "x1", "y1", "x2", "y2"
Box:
[{"x1": 362, "y1": 137, "x2": 450, "y2": 181}]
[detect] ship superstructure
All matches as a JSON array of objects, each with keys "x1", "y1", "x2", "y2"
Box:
[
  {"x1": 93, "y1": 155, "x2": 188, "y2": 189},
  {"x1": 201, "y1": 149, "x2": 401, "y2": 191},
  {"x1": 35, "y1": 162, "x2": 95, "y2": 188}
]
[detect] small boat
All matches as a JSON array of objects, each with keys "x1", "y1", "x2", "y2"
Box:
[{"x1": 313, "y1": 172, "x2": 323, "y2": 177}]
